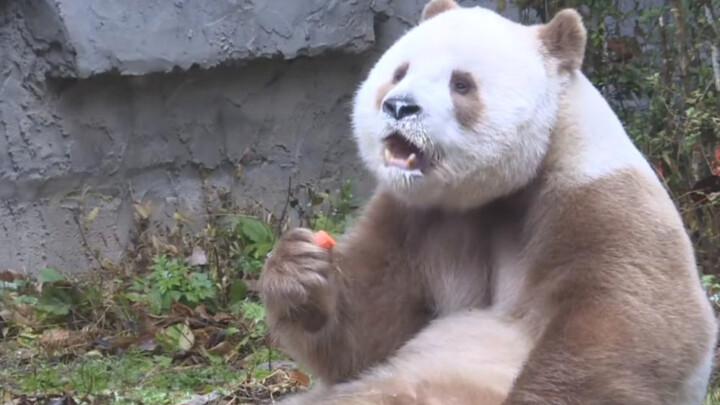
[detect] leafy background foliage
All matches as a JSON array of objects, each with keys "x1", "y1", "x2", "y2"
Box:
[
  {"x1": 514, "y1": 0, "x2": 720, "y2": 276},
  {"x1": 0, "y1": 180, "x2": 356, "y2": 404}
]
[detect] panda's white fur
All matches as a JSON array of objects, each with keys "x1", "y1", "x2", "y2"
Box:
[
  {"x1": 548, "y1": 72, "x2": 657, "y2": 184},
  {"x1": 261, "y1": 2, "x2": 718, "y2": 404},
  {"x1": 352, "y1": 6, "x2": 559, "y2": 210}
]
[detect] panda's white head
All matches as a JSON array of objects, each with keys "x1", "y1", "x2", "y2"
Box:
[{"x1": 351, "y1": 0, "x2": 587, "y2": 210}]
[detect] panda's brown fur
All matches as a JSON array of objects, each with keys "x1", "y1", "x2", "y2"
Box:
[{"x1": 421, "y1": 0, "x2": 458, "y2": 22}]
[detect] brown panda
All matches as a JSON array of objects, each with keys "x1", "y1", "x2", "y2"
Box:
[{"x1": 259, "y1": 1, "x2": 718, "y2": 404}]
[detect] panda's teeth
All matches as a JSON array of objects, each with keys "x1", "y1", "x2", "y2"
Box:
[
  {"x1": 406, "y1": 153, "x2": 418, "y2": 169},
  {"x1": 384, "y1": 148, "x2": 422, "y2": 171}
]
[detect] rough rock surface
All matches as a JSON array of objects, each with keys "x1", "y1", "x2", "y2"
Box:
[{"x1": 53, "y1": 0, "x2": 378, "y2": 78}]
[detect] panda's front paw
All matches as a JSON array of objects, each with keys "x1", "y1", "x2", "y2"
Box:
[{"x1": 259, "y1": 228, "x2": 337, "y2": 332}]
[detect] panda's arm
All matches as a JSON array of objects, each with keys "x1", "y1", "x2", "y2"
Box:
[{"x1": 259, "y1": 192, "x2": 432, "y2": 384}]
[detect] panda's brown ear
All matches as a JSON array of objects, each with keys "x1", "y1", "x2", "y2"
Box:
[
  {"x1": 421, "y1": 0, "x2": 458, "y2": 22},
  {"x1": 538, "y1": 8, "x2": 587, "y2": 72}
]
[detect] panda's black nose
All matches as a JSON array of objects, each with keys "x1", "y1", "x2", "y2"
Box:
[{"x1": 383, "y1": 96, "x2": 421, "y2": 120}]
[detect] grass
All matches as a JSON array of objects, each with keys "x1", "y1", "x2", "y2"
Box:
[
  {"x1": 0, "y1": 347, "x2": 303, "y2": 404},
  {"x1": 2, "y1": 350, "x2": 236, "y2": 403}
]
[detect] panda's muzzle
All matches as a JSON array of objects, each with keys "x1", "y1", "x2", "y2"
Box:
[
  {"x1": 382, "y1": 132, "x2": 428, "y2": 172},
  {"x1": 383, "y1": 96, "x2": 422, "y2": 121}
]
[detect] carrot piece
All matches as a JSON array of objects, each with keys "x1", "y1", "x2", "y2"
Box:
[{"x1": 313, "y1": 230, "x2": 336, "y2": 249}]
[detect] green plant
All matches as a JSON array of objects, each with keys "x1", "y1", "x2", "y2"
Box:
[
  {"x1": 702, "y1": 274, "x2": 720, "y2": 308},
  {"x1": 0, "y1": 349, "x2": 244, "y2": 404},
  {"x1": 0, "y1": 190, "x2": 318, "y2": 404},
  {"x1": 130, "y1": 254, "x2": 216, "y2": 315},
  {"x1": 226, "y1": 215, "x2": 276, "y2": 275},
  {"x1": 238, "y1": 300, "x2": 267, "y2": 339},
  {"x1": 156, "y1": 322, "x2": 195, "y2": 352},
  {"x1": 307, "y1": 180, "x2": 357, "y2": 237},
  {"x1": 34, "y1": 268, "x2": 78, "y2": 321},
  {"x1": 0, "y1": 267, "x2": 105, "y2": 329}
]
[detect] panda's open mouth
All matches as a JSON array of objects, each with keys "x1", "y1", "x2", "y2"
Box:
[{"x1": 382, "y1": 132, "x2": 428, "y2": 172}]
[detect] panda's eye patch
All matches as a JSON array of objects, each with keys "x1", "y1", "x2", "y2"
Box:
[
  {"x1": 450, "y1": 70, "x2": 476, "y2": 95},
  {"x1": 392, "y1": 62, "x2": 409, "y2": 84}
]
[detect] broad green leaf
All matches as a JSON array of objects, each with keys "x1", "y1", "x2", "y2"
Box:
[
  {"x1": 37, "y1": 297, "x2": 71, "y2": 316},
  {"x1": 123, "y1": 292, "x2": 144, "y2": 303},
  {"x1": 253, "y1": 242, "x2": 273, "y2": 259},
  {"x1": 38, "y1": 268, "x2": 65, "y2": 283},
  {"x1": 239, "y1": 217, "x2": 273, "y2": 243},
  {"x1": 229, "y1": 279, "x2": 247, "y2": 304},
  {"x1": 242, "y1": 243, "x2": 257, "y2": 256},
  {"x1": 159, "y1": 323, "x2": 195, "y2": 352},
  {"x1": 153, "y1": 355, "x2": 173, "y2": 368},
  {"x1": 229, "y1": 301, "x2": 244, "y2": 315}
]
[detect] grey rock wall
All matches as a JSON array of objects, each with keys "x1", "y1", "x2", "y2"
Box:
[
  {"x1": 53, "y1": 0, "x2": 378, "y2": 78},
  {"x1": 2, "y1": 0, "x2": 495, "y2": 273},
  {"x1": 0, "y1": 0, "x2": 644, "y2": 273}
]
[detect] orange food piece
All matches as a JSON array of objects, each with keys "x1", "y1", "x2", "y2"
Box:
[{"x1": 314, "y1": 230, "x2": 336, "y2": 249}]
